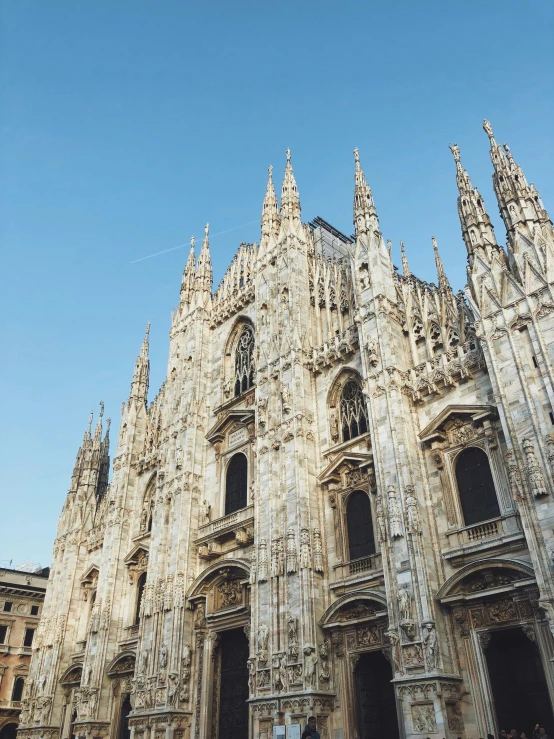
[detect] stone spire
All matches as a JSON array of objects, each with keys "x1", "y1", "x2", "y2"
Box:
[
  {"x1": 196, "y1": 223, "x2": 213, "y2": 293},
  {"x1": 130, "y1": 323, "x2": 150, "y2": 404},
  {"x1": 483, "y1": 119, "x2": 551, "y2": 243},
  {"x1": 449, "y1": 142, "x2": 497, "y2": 262},
  {"x1": 280, "y1": 149, "x2": 301, "y2": 225},
  {"x1": 400, "y1": 241, "x2": 410, "y2": 277},
  {"x1": 353, "y1": 147, "x2": 379, "y2": 238},
  {"x1": 93, "y1": 401, "x2": 104, "y2": 442},
  {"x1": 432, "y1": 236, "x2": 450, "y2": 291},
  {"x1": 261, "y1": 164, "x2": 280, "y2": 240},
  {"x1": 180, "y1": 235, "x2": 196, "y2": 304}
]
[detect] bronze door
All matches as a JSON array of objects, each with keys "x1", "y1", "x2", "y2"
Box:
[{"x1": 355, "y1": 651, "x2": 399, "y2": 739}]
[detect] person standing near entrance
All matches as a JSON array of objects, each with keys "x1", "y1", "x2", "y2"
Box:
[{"x1": 304, "y1": 716, "x2": 320, "y2": 739}]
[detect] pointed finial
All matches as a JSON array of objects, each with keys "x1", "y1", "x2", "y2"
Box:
[
  {"x1": 105, "y1": 417, "x2": 111, "y2": 435},
  {"x1": 400, "y1": 241, "x2": 411, "y2": 277},
  {"x1": 145, "y1": 322, "x2": 150, "y2": 339},
  {"x1": 204, "y1": 223, "x2": 209, "y2": 239},
  {"x1": 354, "y1": 147, "x2": 360, "y2": 164},
  {"x1": 268, "y1": 164, "x2": 273, "y2": 179},
  {"x1": 86, "y1": 410, "x2": 93, "y2": 436},
  {"x1": 386, "y1": 238, "x2": 393, "y2": 258},
  {"x1": 286, "y1": 148, "x2": 291, "y2": 164},
  {"x1": 483, "y1": 119, "x2": 494, "y2": 139},
  {"x1": 432, "y1": 236, "x2": 450, "y2": 291},
  {"x1": 190, "y1": 234, "x2": 195, "y2": 250},
  {"x1": 503, "y1": 143, "x2": 514, "y2": 165},
  {"x1": 432, "y1": 235, "x2": 439, "y2": 254},
  {"x1": 99, "y1": 401, "x2": 104, "y2": 419},
  {"x1": 449, "y1": 143, "x2": 461, "y2": 163}
]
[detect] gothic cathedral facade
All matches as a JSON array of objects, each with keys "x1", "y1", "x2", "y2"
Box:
[{"x1": 17, "y1": 121, "x2": 554, "y2": 739}]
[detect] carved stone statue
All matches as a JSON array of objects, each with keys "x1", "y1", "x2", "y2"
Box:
[
  {"x1": 287, "y1": 614, "x2": 299, "y2": 660},
  {"x1": 522, "y1": 438, "x2": 548, "y2": 497},
  {"x1": 280, "y1": 383, "x2": 292, "y2": 414},
  {"x1": 398, "y1": 585, "x2": 412, "y2": 623},
  {"x1": 422, "y1": 622, "x2": 438, "y2": 670},
  {"x1": 404, "y1": 485, "x2": 420, "y2": 533},
  {"x1": 258, "y1": 539, "x2": 268, "y2": 582},
  {"x1": 159, "y1": 643, "x2": 168, "y2": 670},
  {"x1": 247, "y1": 658, "x2": 256, "y2": 695},
  {"x1": 139, "y1": 649, "x2": 149, "y2": 675},
  {"x1": 182, "y1": 643, "x2": 192, "y2": 669},
  {"x1": 312, "y1": 527, "x2": 324, "y2": 572},
  {"x1": 199, "y1": 499, "x2": 211, "y2": 524},
  {"x1": 257, "y1": 623, "x2": 269, "y2": 664},
  {"x1": 286, "y1": 528, "x2": 297, "y2": 573},
  {"x1": 303, "y1": 646, "x2": 318, "y2": 687},
  {"x1": 300, "y1": 527, "x2": 311, "y2": 569}
]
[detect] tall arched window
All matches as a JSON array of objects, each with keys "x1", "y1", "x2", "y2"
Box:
[
  {"x1": 11, "y1": 677, "x2": 24, "y2": 702},
  {"x1": 346, "y1": 490, "x2": 375, "y2": 560},
  {"x1": 340, "y1": 380, "x2": 368, "y2": 442},
  {"x1": 455, "y1": 447, "x2": 500, "y2": 526},
  {"x1": 225, "y1": 453, "x2": 248, "y2": 515},
  {"x1": 135, "y1": 572, "x2": 147, "y2": 625},
  {"x1": 234, "y1": 327, "x2": 255, "y2": 397}
]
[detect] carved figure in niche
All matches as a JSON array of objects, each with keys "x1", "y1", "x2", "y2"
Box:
[
  {"x1": 159, "y1": 643, "x2": 168, "y2": 670},
  {"x1": 330, "y1": 409, "x2": 339, "y2": 443},
  {"x1": 257, "y1": 670, "x2": 270, "y2": 689},
  {"x1": 140, "y1": 502, "x2": 149, "y2": 533},
  {"x1": 88, "y1": 690, "x2": 97, "y2": 718},
  {"x1": 386, "y1": 486, "x2": 403, "y2": 538},
  {"x1": 376, "y1": 495, "x2": 387, "y2": 542},
  {"x1": 300, "y1": 527, "x2": 312, "y2": 569},
  {"x1": 38, "y1": 674, "x2": 47, "y2": 695},
  {"x1": 286, "y1": 529, "x2": 297, "y2": 573},
  {"x1": 181, "y1": 643, "x2": 192, "y2": 670},
  {"x1": 257, "y1": 623, "x2": 269, "y2": 664},
  {"x1": 247, "y1": 658, "x2": 256, "y2": 695},
  {"x1": 84, "y1": 663, "x2": 93, "y2": 686},
  {"x1": 403, "y1": 643, "x2": 423, "y2": 666},
  {"x1": 175, "y1": 446, "x2": 183, "y2": 469},
  {"x1": 218, "y1": 578, "x2": 241, "y2": 608},
  {"x1": 358, "y1": 626, "x2": 380, "y2": 645},
  {"x1": 280, "y1": 383, "x2": 292, "y2": 414},
  {"x1": 249, "y1": 551, "x2": 257, "y2": 584},
  {"x1": 489, "y1": 599, "x2": 517, "y2": 622},
  {"x1": 199, "y1": 499, "x2": 211, "y2": 525},
  {"x1": 258, "y1": 539, "x2": 268, "y2": 582},
  {"x1": 404, "y1": 486, "x2": 420, "y2": 534},
  {"x1": 303, "y1": 646, "x2": 318, "y2": 687},
  {"x1": 522, "y1": 438, "x2": 548, "y2": 497},
  {"x1": 506, "y1": 450, "x2": 524, "y2": 501},
  {"x1": 167, "y1": 674, "x2": 178, "y2": 706},
  {"x1": 398, "y1": 585, "x2": 412, "y2": 623},
  {"x1": 313, "y1": 527, "x2": 324, "y2": 572},
  {"x1": 271, "y1": 537, "x2": 282, "y2": 578},
  {"x1": 138, "y1": 649, "x2": 149, "y2": 675},
  {"x1": 422, "y1": 623, "x2": 437, "y2": 669},
  {"x1": 451, "y1": 419, "x2": 474, "y2": 445},
  {"x1": 412, "y1": 704, "x2": 436, "y2": 733},
  {"x1": 194, "y1": 602, "x2": 206, "y2": 630},
  {"x1": 319, "y1": 640, "x2": 330, "y2": 682},
  {"x1": 287, "y1": 615, "x2": 299, "y2": 660},
  {"x1": 384, "y1": 629, "x2": 400, "y2": 672}
]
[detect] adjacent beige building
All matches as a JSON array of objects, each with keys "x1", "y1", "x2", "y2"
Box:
[
  {"x1": 0, "y1": 567, "x2": 48, "y2": 738},
  {"x1": 17, "y1": 120, "x2": 554, "y2": 739}
]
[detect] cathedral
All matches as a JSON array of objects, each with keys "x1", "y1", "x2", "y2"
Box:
[{"x1": 16, "y1": 120, "x2": 554, "y2": 739}]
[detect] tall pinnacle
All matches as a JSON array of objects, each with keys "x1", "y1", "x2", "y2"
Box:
[
  {"x1": 449, "y1": 142, "x2": 497, "y2": 260},
  {"x1": 353, "y1": 148, "x2": 379, "y2": 238},
  {"x1": 180, "y1": 235, "x2": 196, "y2": 304},
  {"x1": 400, "y1": 241, "x2": 411, "y2": 277},
  {"x1": 130, "y1": 322, "x2": 150, "y2": 404},
  {"x1": 261, "y1": 164, "x2": 280, "y2": 240},
  {"x1": 432, "y1": 236, "x2": 450, "y2": 291},
  {"x1": 280, "y1": 149, "x2": 301, "y2": 224},
  {"x1": 93, "y1": 401, "x2": 104, "y2": 442},
  {"x1": 197, "y1": 223, "x2": 213, "y2": 293},
  {"x1": 483, "y1": 119, "x2": 551, "y2": 243}
]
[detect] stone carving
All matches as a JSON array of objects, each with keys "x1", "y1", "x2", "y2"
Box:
[
  {"x1": 446, "y1": 701, "x2": 464, "y2": 732},
  {"x1": 404, "y1": 485, "x2": 420, "y2": 534},
  {"x1": 168, "y1": 674, "x2": 179, "y2": 706},
  {"x1": 422, "y1": 622, "x2": 438, "y2": 669},
  {"x1": 412, "y1": 703, "x2": 437, "y2": 733},
  {"x1": 403, "y1": 643, "x2": 424, "y2": 666},
  {"x1": 257, "y1": 669, "x2": 270, "y2": 689},
  {"x1": 479, "y1": 631, "x2": 491, "y2": 650},
  {"x1": 451, "y1": 419, "x2": 474, "y2": 445},
  {"x1": 386, "y1": 486, "x2": 403, "y2": 538},
  {"x1": 523, "y1": 438, "x2": 548, "y2": 496},
  {"x1": 376, "y1": 495, "x2": 387, "y2": 542},
  {"x1": 286, "y1": 528, "x2": 298, "y2": 573},
  {"x1": 258, "y1": 539, "x2": 269, "y2": 582},
  {"x1": 398, "y1": 585, "x2": 412, "y2": 623},
  {"x1": 489, "y1": 598, "x2": 517, "y2": 622},
  {"x1": 303, "y1": 646, "x2": 318, "y2": 687},
  {"x1": 452, "y1": 605, "x2": 469, "y2": 637},
  {"x1": 357, "y1": 625, "x2": 380, "y2": 645},
  {"x1": 313, "y1": 527, "x2": 324, "y2": 572},
  {"x1": 506, "y1": 449, "x2": 524, "y2": 501},
  {"x1": 218, "y1": 578, "x2": 241, "y2": 608},
  {"x1": 318, "y1": 639, "x2": 330, "y2": 682},
  {"x1": 249, "y1": 550, "x2": 256, "y2": 584},
  {"x1": 139, "y1": 649, "x2": 149, "y2": 675},
  {"x1": 271, "y1": 537, "x2": 284, "y2": 578},
  {"x1": 280, "y1": 383, "x2": 292, "y2": 414},
  {"x1": 384, "y1": 628, "x2": 400, "y2": 672},
  {"x1": 194, "y1": 602, "x2": 206, "y2": 630},
  {"x1": 300, "y1": 527, "x2": 312, "y2": 569},
  {"x1": 163, "y1": 575, "x2": 174, "y2": 611},
  {"x1": 257, "y1": 623, "x2": 269, "y2": 665},
  {"x1": 287, "y1": 614, "x2": 299, "y2": 660},
  {"x1": 159, "y1": 643, "x2": 168, "y2": 670},
  {"x1": 199, "y1": 499, "x2": 211, "y2": 525},
  {"x1": 175, "y1": 446, "x2": 183, "y2": 469},
  {"x1": 330, "y1": 409, "x2": 339, "y2": 443},
  {"x1": 522, "y1": 623, "x2": 536, "y2": 642}
]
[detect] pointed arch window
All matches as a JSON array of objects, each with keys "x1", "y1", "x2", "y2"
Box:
[
  {"x1": 455, "y1": 447, "x2": 500, "y2": 526},
  {"x1": 234, "y1": 327, "x2": 255, "y2": 397},
  {"x1": 12, "y1": 677, "x2": 24, "y2": 702},
  {"x1": 346, "y1": 490, "x2": 375, "y2": 560},
  {"x1": 340, "y1": 380, "x2": 368, "y2": 442},
  {"x1": 225, "y1": 453, "x2": 248, "y2": 515}
]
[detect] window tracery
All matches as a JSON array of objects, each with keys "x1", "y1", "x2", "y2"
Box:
[
  {"x1": 234, "y1": 327, "x2": 255, "y2": 397},
  {"x1": 340, "y1": 380, "x2": 368, "y2": 442}
]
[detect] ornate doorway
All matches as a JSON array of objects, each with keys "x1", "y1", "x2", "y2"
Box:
[
  {"x1": 485, "y1": 627, "x2": 554, "y2": 735},
  {"x1": 217, "y1": 629, "x2": 249, "y2": 739},
  {"x1": 354, "y1": 652, "x2": 399, "y2": 739}
]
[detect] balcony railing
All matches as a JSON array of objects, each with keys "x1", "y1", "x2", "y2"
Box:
[
  {"x1": 196, "y1": 505, "x2": 254, "y2": 543},
  {"x1": 466, "y1": 520, "x2": 499, "y2": 541}
]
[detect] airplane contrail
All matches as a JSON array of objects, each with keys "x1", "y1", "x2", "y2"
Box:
[{"x1": 129, "y1": 219, "x2": 260, "y2": 264}]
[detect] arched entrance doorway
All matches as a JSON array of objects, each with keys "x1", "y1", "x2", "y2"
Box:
[
  {"x1": 0, "y1": 725, "x2": 18, "y2": 739},
  {"x1": 216, "y1": 628, "x2": 250, "y2": 739},
  {"x1": 485, "y1": 627, "x2": 554, "y2": 735},
  {"x1": 354, "y1": 651, "x2": 399, "y2": 739}
]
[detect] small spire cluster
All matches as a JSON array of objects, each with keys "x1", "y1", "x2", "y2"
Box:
[{"x1": 70, "y1": 402, "x2": 110, "y2": 502}]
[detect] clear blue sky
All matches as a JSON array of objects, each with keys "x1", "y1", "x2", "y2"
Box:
[{"x1": 1, "y1": 1, "x2": 553, "y2": 567}]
